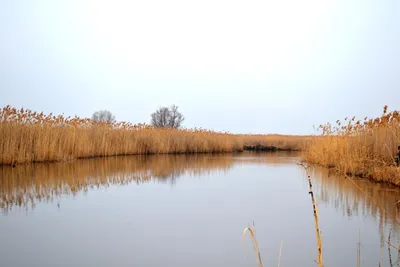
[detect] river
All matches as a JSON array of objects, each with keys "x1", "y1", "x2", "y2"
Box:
[{"x1": 1, "y1": 152, "x2": 399, "y2": 267}]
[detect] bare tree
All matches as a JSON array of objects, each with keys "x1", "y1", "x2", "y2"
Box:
[
  {"x1": 167, "y1": 105, "x2": 184, "y2": 128},
  {"x1": 151, "y1": 105, "x2": 184, "y2": 129},
  {"x1": 92, "y1": 110, "x2": 116, "y2": 123}
]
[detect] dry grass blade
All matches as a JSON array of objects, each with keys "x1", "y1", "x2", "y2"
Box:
[
  {"x1": 299, "y1": 163, "x2": 324, "y2": 267},
  {"x1": 388, "y1": 242, "x2": 400, "y2": 253},
  {"x1": 243, "y1": 227, "x2": 263, "y2": 267}
]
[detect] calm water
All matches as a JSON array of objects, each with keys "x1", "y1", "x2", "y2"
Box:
[{"x1": 1, "y1": 152, "x2": 400, "y2": 267}]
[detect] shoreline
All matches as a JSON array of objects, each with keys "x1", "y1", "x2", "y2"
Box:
[
  {"x1": 305, "y1": 161, "x2": 400, "y2": 187},
  {"x1": 1, "y1": 148, "x2": 301, "y2": 167}
]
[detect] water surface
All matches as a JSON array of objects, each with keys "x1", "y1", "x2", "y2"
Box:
[{"x1": 1, "y1": 152, "x2": 400, "y2": 267}]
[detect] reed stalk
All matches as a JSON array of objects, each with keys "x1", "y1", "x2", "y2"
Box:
[
  {"x1": 389, "y1": 230, "x2": 394, "y2": 267},
  {"x1": 243, "y1": 226, "x2": 263, "y2": 267},
  {"x1": 300, "y1": 163, "x2": 324, "y2": 267}
]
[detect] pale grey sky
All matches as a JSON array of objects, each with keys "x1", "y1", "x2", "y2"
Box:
[{"x1": 1, "y1": 0, "x2": 399, "y2": 134}]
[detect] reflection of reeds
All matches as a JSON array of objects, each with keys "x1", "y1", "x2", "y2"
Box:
[
  {"x1": 242, "y1": 163, "x2": 400, "y2": 267},
  {"x1": 0, "y1": 153, "x2": 296, "y2": 210},
  {"x1": 313, "y1": 165, "x2": 400, "y2": 266},
  {"x1": 278, "y1": 241, "x2": 284, "y2": 267},
  {"x1": 312, "y1": 166, "x2": 400, "y2": 233},
  {"x1": 357, "y1": 230, "x2": 361, "y2": 267},
  {"x1": 344, "y1": 173, "x2": 400, "y2": 226},
  {"x1": 0, "y1": 154, "x2": 234, "y2": 210}
]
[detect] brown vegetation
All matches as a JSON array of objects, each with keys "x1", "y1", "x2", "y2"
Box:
[
  {"x1": 240, "y1": 134, "x2": 311, "y2": 151},
  {"x1": 0, "y1": 106, "x2": 308, "y2": 165},
  {"x1": 305, "y1": 106, "x2": 400, "y2": 185},
  {"x1": 300, "y1": 163, "x2": 324, "y2": 267}
]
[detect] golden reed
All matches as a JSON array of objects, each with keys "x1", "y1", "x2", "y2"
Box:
[
  {"x1": 305, "y1": 106, "x2": 400, "y2": 185},
  {"x1": 0, "y1": 106, "x2": 309, "y2": 165}
]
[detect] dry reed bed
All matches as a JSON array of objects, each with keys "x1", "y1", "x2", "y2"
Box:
[
  {"x1": 0, "y1": 106, "x2": 308, "y2": 165},
  {"x1": 0, "y1": 106, "x2": 243, "y2": 165},
  {"x1": 305, "y1": 106, "x2": 400, "y2": 186}
]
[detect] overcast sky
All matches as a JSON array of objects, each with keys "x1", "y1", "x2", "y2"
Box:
[{"x1": 1, "y1": 0, "x2": 399, "y2": 134}]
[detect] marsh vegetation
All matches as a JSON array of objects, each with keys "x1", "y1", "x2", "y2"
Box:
[
  {"x1": 305, "y1": 106, "x2": 400, "y2": 186},
  {"x1": 0, "y1": 106, "x2": 309, "y2": 165}
]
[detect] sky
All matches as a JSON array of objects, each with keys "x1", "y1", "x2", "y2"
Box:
[{"x1": 0, "y1": 0, "x2": 399, "y2": 134}]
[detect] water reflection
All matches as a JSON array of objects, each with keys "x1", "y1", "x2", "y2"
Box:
[
  {"x1": 2, "y1": 152, "x2": 400, "y2": 222},
  {"x1": 312, "y1": 166, "x2": 400, "y2": 258},
  {"x1": 0, "y1": 152, "x2": 297, "y2": 211},
  {"x1": 1, "y1": 152, "x2": 400, "y2": 266},
  {"x1": 0, "y1": 155, "x2": 225, "y2": 210},
  {"x1": 312, "y1": 167, "x2": 400, "y2": 227}
]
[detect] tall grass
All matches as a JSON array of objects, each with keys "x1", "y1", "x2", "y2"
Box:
[
  {"x1": 305, "y1": 106, "x2": 400, "y2": 185},
  {"x1": 0, "y1": 106, "x2": 243, "y2": 165},
  {"x1": 0, "y1": 106, "x2": 308, "y2": 165}
]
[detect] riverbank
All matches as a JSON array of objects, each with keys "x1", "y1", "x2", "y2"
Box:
[
  {"x1": 0, "y1": 106, "x2": 310, "y2": 165},
  {"x1": 304, "y1": 106, "x2": 400, "y2": 186}
]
